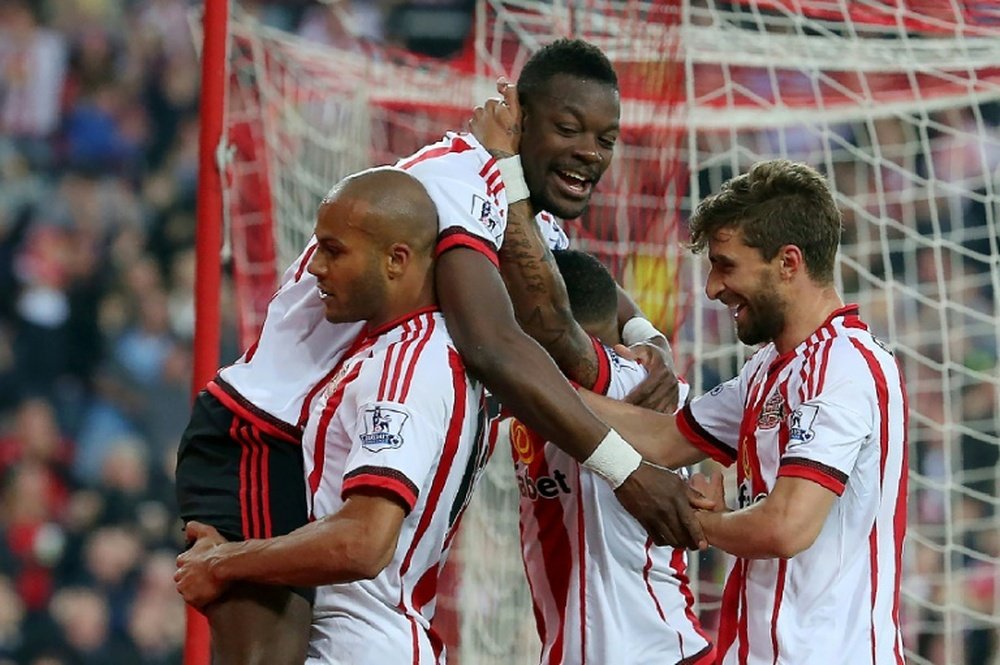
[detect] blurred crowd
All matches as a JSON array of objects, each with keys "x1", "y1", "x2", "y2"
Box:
[
  {"x1": 0, "y1": 0, "x2": 997, "y2": 664},
  {"x1": 0, "y1": 0, "x2": 478, "y2": 662}
]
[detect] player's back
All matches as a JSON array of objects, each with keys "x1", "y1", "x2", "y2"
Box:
[
  {"x1": 501, "y1": 343, "x2": 713, "y2": 665},
  {"x1": 300, "y1": 309, "x2": 489, "y2": 665}
]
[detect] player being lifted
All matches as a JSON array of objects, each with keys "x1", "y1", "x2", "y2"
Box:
[{"x1": 175, "y1": 39, "x2": 705, "y2": 665}]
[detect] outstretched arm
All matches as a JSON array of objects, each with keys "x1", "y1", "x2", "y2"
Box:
[
  {"x1": 577, "y1": 388, "x2": 705, "y2": 469},
  {"x1": 437, "y1": 246, "x2": 709, "y2": 549},
  {"x1": 175, "y1": 492, "x2": 405, "y2": 607}
]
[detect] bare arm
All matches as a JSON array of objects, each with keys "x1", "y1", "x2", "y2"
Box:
[
  {"x1": 616, "y1": 283, "x2": 644, "y2": 333},
  {"x1": 578, "y1": 387, "x2": 705, "y2": 468},
  {"x1": 437, "y1": 246, "x2": 708, "y2": 548},
  {"x1": 693, "y1": 473, "x2": 837, "y2": 559},
  {"x1": 499, "y1": 197, "x2": 603, "y2": 388},
  {"x1": 175, "y1": 493, "x2": 404, "y2": 606},
  {"x1": 438, "y1": 247, "x2": 606, "y2": 450}
]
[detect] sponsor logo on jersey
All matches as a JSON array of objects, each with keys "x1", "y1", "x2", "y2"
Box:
[
  {"x1": 510, "y1": 419, "x2": 539, "y2": 465},
  {"x1": 517, "y1": 466, "x2": 573, "y2": 500},
  {"x1": 757, "y1": 391, "x2": 785, "y2": 429},
  {"x1": 359, "y1": 405, "x2": 408, "y2": 452},
  {"x1": 788, "y1": 404, "x2": 819, "y2": 444}
]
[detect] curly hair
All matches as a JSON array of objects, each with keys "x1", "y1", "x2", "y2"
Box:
[
  {"x1": 688, "y1": 160, "x2": 843, "y2": 284},
  {"x1": 517, "y1": 38, "x2": 618, "y2": 107}
]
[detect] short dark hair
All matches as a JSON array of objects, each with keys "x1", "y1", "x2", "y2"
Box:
[
  {"x1": 688, "y1": 159, "x2": 843, "y2": 284},
  {"x1": 518, "y1": 38, "x2": 618, "y2": 106},
  {"x1": 553, "y1": 249, "x2": 618, "y2": 328}
]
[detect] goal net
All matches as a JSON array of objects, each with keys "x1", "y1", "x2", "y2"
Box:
[{"x1": 205, "y1": 2, "x2": 1000, "y2": 664}]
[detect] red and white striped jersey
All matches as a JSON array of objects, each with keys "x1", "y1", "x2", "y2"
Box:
[
  {"x1": 677, "y1": 305, "x2": 909, "y2": 665},
  {"x1": 212, "y1": 132, "x2": 568, "y2": 437},
  {"x1": 301, "y1": 308, "x2": 489, "y2": 665},
  {"x1": 499, "y1": 340, "x2": 713, "y2": 665}
]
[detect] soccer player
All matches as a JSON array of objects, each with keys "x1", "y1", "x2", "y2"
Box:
[
  {"x1": 175, "y1": 39, "x2": 703, "y2": 665},
  {"x1": 175, "y1": 167, "x2": 488, "y2": 664},
  {"x1": 576, "y1": 160, "x2": 909, "y2": 664},
  {"x1": 496, "y1": 249, "x2": 713, "y2": 665}
]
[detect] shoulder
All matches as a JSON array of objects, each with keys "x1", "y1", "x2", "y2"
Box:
[{"x1": 398, "y1": 133, "x2": 489, "y2": 178}]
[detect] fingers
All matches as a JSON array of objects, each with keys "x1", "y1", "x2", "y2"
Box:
[
  {"x1": 687, "y1": 486, "x2": 717, "y2": 512},
  {"x1": 711, "y1": 471, "x2": 725, "y2": 497},
  {"x1": 689, "y1": 472, "x2": 711, "y2": 495},
  {"x1": 497, "y1": 75, "x2": 520, "y2": 115},
  {"x1": 184, "y1": 520, "x2": 210, "y2": 542},
  {"x1": 613, "y1": 343, "x2": 638, "y2": 361}
]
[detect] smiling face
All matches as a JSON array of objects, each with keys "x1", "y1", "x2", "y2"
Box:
[
  {"x1": 519, "y1": 74, "x2": 620, "y2": 219},
  {"x1": 307, "y1": 197, "x2": 389, "y2": 324},
  {"x1": 705, "y1": 227, "x2": 788, "y2": 347}
]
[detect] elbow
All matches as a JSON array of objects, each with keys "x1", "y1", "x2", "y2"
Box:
[
  {"x1": 768, "y1": 524, "x2": 820, "y2": 559},
  {"x1": 339, "y1": 540, "x2": 394, "y2": 581}
]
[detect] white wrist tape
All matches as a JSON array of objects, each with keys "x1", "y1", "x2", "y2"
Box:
[
  {"x1": 582, "y1": 429, "x2": 642, "y2": 489},
  {"x1": 622, "y1": 316, "x2": 666, "y2": 346},
  {"x1": 497, "y1": 155, "x2": 531, "y2": 204}
]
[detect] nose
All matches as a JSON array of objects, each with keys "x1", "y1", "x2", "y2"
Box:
[
  {"x1": 306, "y1": 247, "x2": 324, "y2": 278},
  {"x1": 705, "y1": 268, "x2": 724, "y2": 301},
  {"x1": 573, "y1": 136, "x2": 604, "y2": 165}
]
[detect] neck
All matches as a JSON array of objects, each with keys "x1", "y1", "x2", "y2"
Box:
[
  {"x1": 367, "y1": 277, "x2": 436, "y2": 333},
  {"x1": 773, "y1": 285, "x2": 844, "y2": 355}
]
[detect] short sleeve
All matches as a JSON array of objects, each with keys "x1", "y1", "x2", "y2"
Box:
[
  {"x1": 341, "y1": 400, "x2": 445, "y2": 513},
  {"x1": 676, "y1": 377, "x2": 744, "y2": 466},
  {"x1": 408, "y1": 168, "x2": 504, "y2": 267},
  {"x1": 777, "y1": 374, "x2": 874, "y2": 496}
]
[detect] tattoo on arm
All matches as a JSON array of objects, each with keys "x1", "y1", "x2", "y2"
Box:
[{"x1": 499, "y1": 202, "x2": 600, "y2": 388}]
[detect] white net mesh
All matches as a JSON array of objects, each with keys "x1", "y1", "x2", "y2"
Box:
[{"x1": 212, "y1": 2, "x2": 1000, "y2": 663}]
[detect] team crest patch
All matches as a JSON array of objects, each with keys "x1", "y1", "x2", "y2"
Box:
[
  {"x1": 757, "y1": 391, "x2": 785, "y2": 429},
  {"x1": 360, "y1": 405, "x2": 408, "y2": 452},
  {"x1": 788, "y1": 404, "x2": 819, "y2": 444}
]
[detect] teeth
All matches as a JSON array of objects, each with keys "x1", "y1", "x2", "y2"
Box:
[
  {"x1": 559, "y1": 170, "x2": 588, "y2": 182},
  {"x1": 318, "y1": 288, "x2": 329, "y2": 299}
]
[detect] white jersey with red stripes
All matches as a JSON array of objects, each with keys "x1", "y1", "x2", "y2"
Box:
[
  {"x1": 300, "y1": 307, "x2": 489, "y2": 665},
  {"x1": 497, "y1": 339, "x2": 712, "y2": 665},
  {"x1": 213, "y1": 132, "x2": 568, "y2": 437},
  {"x1": 676, "y1": 305, "x2": 908, "y2": 665}
]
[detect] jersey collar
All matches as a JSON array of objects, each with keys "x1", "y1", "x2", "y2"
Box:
[{"x1": 363, "y1": 305, "x2": 440, "y2": 340}]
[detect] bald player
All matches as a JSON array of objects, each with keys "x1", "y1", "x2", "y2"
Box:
[{"x1": 175, "y1": 168, "x2": 489, "y2": 664}]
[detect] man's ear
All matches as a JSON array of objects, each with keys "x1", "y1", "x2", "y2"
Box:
[
  {"x1": 386, "y1": 243, "x2": 412, "y2": 279},
  {"x1": 778, "y1": 244, "x2": 805, "y2": 279}
]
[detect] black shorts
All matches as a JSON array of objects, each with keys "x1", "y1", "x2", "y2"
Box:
[{"x1": 176, "y1": 390, "x2": 313, "y2": 602}]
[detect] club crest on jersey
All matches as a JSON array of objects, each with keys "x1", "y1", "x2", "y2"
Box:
[
  {"x1": 359, "y1": 405, "x2": 408, "y2": 452},
  {"x1": 757, "y1": 391, "x2": 785, "y2": 429},
  {"x1": 788, "y1": 404, "x2": 819, "y2": 444}
]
